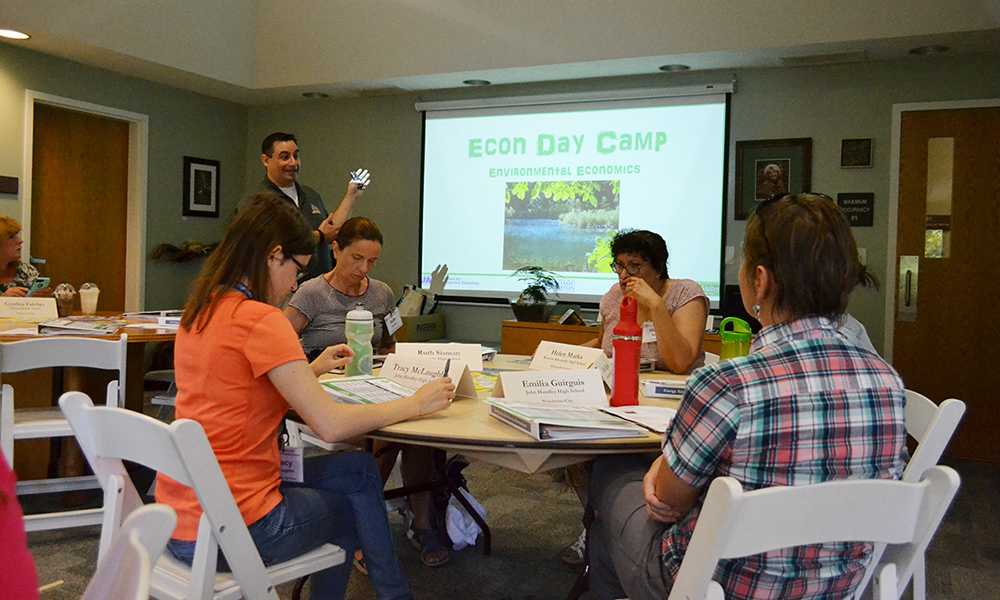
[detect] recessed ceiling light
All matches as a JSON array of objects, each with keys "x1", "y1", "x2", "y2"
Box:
[
  {"x1": 909, "y1": 45, "x2": 949, "y2": 56},
  {"x1": 463, "y1": 79, "x2": 491, "y2": 86},
  {"x1": 301, "y1": 92, "x2": 329, "y2": 99},
  {"x1": 659, "y1": 64, "x2": 691, "y2": 72},
  {"x1": 0, "y1": 29, "x2": 30, "y2": 40}
]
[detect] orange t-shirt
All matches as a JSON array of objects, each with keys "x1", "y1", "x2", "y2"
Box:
[{"x1": 155, "y1": 293, "x2": 307, "y2": 541}]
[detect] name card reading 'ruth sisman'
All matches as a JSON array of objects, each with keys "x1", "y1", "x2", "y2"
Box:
[
  {"x1": 492, "y1": 369, "x2": 607, "y2": 407},
  {"x1": 395, "y1": 342, "x2": 483, "y2": 371}
]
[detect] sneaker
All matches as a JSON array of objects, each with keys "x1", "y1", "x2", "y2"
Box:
[{"x1": 562, "y1": 529, "x2": 586, "y2": 565}]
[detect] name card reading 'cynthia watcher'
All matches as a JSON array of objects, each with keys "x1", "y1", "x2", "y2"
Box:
[
  {"x1": 395, "y1": 342, "x2": 484, "y2": 372},
  {"x1": 530, "y1": 340, "x2": 613, "y2": 390},
  {"x1": 492, "y1": 369, "x2": 607, "y2": 407},
  {"x1": 379, "y1": 354, "x2": 477, "y2": 399}
]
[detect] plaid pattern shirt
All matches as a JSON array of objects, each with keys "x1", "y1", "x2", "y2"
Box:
[{"x1": 662, "y1": 316, "x2": 906, "y2": 600}]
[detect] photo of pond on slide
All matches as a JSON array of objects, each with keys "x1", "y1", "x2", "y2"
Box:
[{"x1": 503, "y1": 180, "x2": 619, "y2": 272}]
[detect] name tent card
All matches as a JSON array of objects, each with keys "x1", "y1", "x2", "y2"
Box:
[
  {"x1": 530, "y1": 341, "x2": 613, "y2": 390},
  {"x1": 380, "y1": 354, "x2": 477, "y2": 399},
  {"x1": 0, "y1": 297, "x2": 58, "y2": 322},
  {"x1": 395, "y1": 342, "x2": 484, "y2": 372},
  {"x1": 492, "y1": 369, "x2": 608, "y2": 407}
]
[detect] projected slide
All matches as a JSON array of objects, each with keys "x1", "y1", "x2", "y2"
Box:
[{"x1": 421, "y1": 94, "x2": 727, "y2": 304}]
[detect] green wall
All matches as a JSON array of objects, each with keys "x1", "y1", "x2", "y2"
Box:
[
  {"x1": 0, "y1": 42, "x2": 247, "y2": 310},
  {"x1": 247, "y1": 52, "x2": 1000, "y2": 352},
  {"x1": 4, "y1": 39, "x2": 997, "y2": 351}
]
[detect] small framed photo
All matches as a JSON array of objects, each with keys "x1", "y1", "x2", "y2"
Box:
[
  {"x1": 182, "y1": 156, "x2": 220, "y2": 217},
  {"x1": 734, "y1": 138, "x2": 812, "y2": 220},
  {"x1": 841, "y1": 138, "x2": 873, "y2": 168}
]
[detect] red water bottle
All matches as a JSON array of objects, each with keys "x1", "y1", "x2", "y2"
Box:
[{"x1": 611, "y1": 296, "x2": 642, "y2": 406}]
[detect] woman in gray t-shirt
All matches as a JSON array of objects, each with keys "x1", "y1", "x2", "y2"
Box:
[
  {"x1": 285, "y1": 218, "x2": 396, "y2": 361},
  {"x1": 283, "y1": 217, "x2": 452, "y2": 568}
]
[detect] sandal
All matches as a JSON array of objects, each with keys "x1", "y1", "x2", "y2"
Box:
[
  {"x1": 353, "y1": 549, "x2": 368, "y2": 575},
  {"x1": 408, "y1": 528, "x2": 450, "y2": 568},
  {"x1": 561, "y1": 529, "x2": 586, "y2": 565}
]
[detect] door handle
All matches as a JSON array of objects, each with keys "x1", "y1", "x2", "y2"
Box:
[{"x1": 897, "y1": 256, "x2": 918, "y2": 322}]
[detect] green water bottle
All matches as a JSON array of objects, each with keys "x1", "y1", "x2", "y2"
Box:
[
  {"x1": 345, "y1": 304, "x2": 374, "y2": 376},
  {"x1": 719, "y1": 317, "x2": 752, "y2": 360}
]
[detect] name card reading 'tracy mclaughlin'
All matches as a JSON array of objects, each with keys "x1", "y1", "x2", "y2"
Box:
[
  {"x1": 530, "y1": 341, "x2": 613, "y2": 390},
  {"x1": 395, "y1": 342, "x2": 483, "y2": 371},
  {"x1": 379, "y1": 354, "x2": 477, "y2": 398},
  {"x1": 492, "y1": 369, "x2": 608, "y2": 407}
]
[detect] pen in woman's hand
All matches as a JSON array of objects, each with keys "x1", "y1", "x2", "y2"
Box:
[{"x1": 443, "y1": 358, "x2": 451, "y2": 378}]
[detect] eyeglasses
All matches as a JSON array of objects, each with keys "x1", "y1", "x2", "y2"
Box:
[
  {"x1": 289, "y1": 256, "x2": 308, "y2": 276},
  {"x1": 610, "y1": 261, "x2": 644, "y2": 276},
  {"x1": 754, "y1": 193, "x2": 793, "y2": 263}
]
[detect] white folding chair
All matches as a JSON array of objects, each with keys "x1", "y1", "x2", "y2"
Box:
[
  {"x1": 667, "y1": 467, "x2": 960, "y2": 600},
  {"x1": 854, "y1": 390, "x2": 966, "y2": 600},
  {"x1": 60, "y1": 390, "x2": 345, "y2": 600},
  {"x1": 0, "y1": 335, "x2": 127, "y2": 531},
  {"x1": 82, "y1": 503, "x2": 177, "y2": 600}
]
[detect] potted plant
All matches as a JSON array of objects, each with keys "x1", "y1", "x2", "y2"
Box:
[{"x1": 509, "y1": 266, "x2": 560, "y2": 322}]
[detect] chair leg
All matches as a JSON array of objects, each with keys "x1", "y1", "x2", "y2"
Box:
[{"x1": 911, "y1": 555, "x2": 926, "y2": 600}]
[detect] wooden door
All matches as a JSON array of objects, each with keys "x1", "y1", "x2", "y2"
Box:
[
  {"x1": 894, "y1": 106, "x2": 1000, "y2": 462},
  {"x1": 30, "y1": 103, "x2": 129, "y2": 311}
]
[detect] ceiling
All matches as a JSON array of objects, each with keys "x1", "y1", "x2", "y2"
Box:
[{"x1": 2, "y1": 0, "x2": 999, "y2": 105}]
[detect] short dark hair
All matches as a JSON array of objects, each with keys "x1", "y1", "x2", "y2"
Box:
[
  {"x1": 609, "y1": 229, "x2": 669, "y2": 280},
  {"x1": 334, "y1": 217, "x2": 383, "y2": 251},
  {"x1": 182, "y1": 193, "x2": 316, "y2": 331},
  {"x1": 743, "y1": 193, "x2": 860, "y2": 320},
  {"x1": 261, "y1": 132, "x2": 297, "y2": 157}
]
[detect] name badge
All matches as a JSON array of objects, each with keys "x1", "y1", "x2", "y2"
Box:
[
  {"x1": 279, "y1": 447, "x2": 304, "y2": 483},
  {"x1": 492, "y1": 369, "x2": 608, "y2": 407},
  {"x1": 395, "y1": 342, "x2": 483, "y2": 372},
  {"x1": 384, "y1": 307, "x2": 402, "y2": 335},
  {"x1": 642, "y1": 321, "x2": 657, "y2": 343},
  {"x1": 531, "y1": 341, "x2": 613, "y2": 390},
  {"x1": 380, "y1": 354, "x2": 477, "y2": 399}
]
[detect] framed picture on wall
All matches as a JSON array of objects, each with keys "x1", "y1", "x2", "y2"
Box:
[
  {"x1": 182, "y1": 156, "x2": 220, "y2": 217},
  {"x1": 734, "y1": 138, "x2": 812, "y2": 220},
  {"x1": 841, "y1": 138, "x2": 873, "y2": 168}
]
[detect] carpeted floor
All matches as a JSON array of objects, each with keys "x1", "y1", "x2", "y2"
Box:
[{"x1": 25, "y1": 457, "x2": 1000, "y2": 599}]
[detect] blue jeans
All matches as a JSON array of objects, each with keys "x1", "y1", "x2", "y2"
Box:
[{"x1": 167, "y1": 450, "x2": 412, "y2": 600}]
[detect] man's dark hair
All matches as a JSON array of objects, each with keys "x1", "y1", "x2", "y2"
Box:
[{"x1": 262, "y1": 132, "x2": 297, "y2": 157}]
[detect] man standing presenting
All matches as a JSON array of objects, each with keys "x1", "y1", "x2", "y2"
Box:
[{"x1": 241, "y1": 132, "x2": 369, "y2": 282}]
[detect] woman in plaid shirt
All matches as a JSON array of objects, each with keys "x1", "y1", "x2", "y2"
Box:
[{"x1": 587, "y1": 193, "x2": 906, "y2": 600}]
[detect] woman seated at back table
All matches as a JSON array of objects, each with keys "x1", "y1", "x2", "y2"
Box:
[
  {"x1": 0, "y1": 216, "x2": 48, "y2": 297},
  {"x1": 156, "y1": 195, "x2": 456, "y2": 600},
  {"x1": 284, "y1": 217, "x2": 451, "y2": 569},
  {"x1": 586, "y1": 193, "x2": 906, "y2": 600},
  {"x1": 561, "y1": 229, "x2": 709, "y2": 565}
]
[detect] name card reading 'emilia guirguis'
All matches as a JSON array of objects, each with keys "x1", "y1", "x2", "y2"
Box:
[
  {"x1": 492, "y1": 369, "x2": 607, "y2": 407},
  {"x1": 395, "y1": 342, "x2": 483, "y2": 372}
]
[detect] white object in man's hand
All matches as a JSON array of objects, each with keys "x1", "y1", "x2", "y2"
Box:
[{"x1": 350, "y1": 168, "x2": 371, "y2": 190}]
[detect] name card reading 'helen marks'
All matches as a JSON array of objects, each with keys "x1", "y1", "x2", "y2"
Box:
[
  {"x1": 530, "y1": 341, "x2": 613, "y2": 390},
  {"x1": 492, "y1": 369, "x2": 608, "y2": 408},
  {"x1": 0, "y1": 297, "x2": 58, "y2": 322},
  {"x1": 379, "y1": 354, "x2": 477, "y2": 398},
  {"x1": 395, "y1": 342, "x2": 483, "y2": 372}
]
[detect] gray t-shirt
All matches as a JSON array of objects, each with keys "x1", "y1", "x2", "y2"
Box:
[{"x1": 288, "y1": 276, "x2": 396, "y2": 359}]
